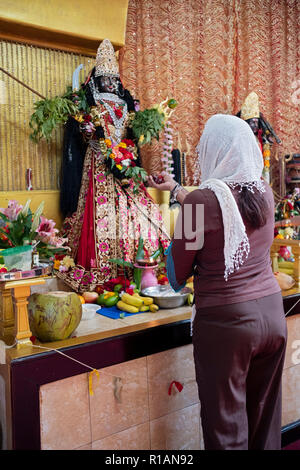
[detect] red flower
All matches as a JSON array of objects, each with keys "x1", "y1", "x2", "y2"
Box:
[
  {"x1": 55, "y1": 253, "x2": 65, "y2": 260},
  {"x1": 0, "y1": 267, "x2": 7, "y2": 273},
  {"x1": 158, "y1": 276, "x2": 168, "y2": 285},
  {"x1": 119, "y1": 148, "x2": 134, "y2": 159},
  {"x1": 107, "y1": 115, "x2": 113, "y2": 125},
  {"x1": 103, "y1": 276, "x2": 131, "y2": 291},
  {"x1": 83, "y1": 114, "x2": 92, "y2": 122},
  {"x1": 122, "y1": 139, "x2": 135, "y2": 147},
  {"x1": 125, "y1": 287, "x2": 134, "y2": 295},
  {"x1": 116, "y1": 276, "x2": 131, "y2": 287},
  {"x1": 114, "y1": 157, "x2": 122, "y2": 164},
  {"x1": 115, "y1": 108, "x2": 123, "y2": 119},
  {"x1": 103, "y1": 280, "x2": 116, "y2": 291},
  {"x1": 118, "y1": 147, "x2": 128, "y2": 155}
]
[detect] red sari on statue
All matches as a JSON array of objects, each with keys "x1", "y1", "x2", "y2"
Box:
[{"x1": 56, "y1": 96, "x2": 170, "y2": 293}]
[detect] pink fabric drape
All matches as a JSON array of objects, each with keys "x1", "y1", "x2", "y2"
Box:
[{"x1": 77, "y1": 170, "x2": 96, "y2": 269}]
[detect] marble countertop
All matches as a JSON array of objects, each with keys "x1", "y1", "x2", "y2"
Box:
[
  {"x1": 6, "y1": 304, "x2": 192, "y2": 361},
  {"x1": 6, "y1": 282, "x2": 300, "y2": 362}
]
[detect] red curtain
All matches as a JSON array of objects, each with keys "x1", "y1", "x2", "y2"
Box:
[{"x1": 120, "y1": 0, "x2": 300, "y2": 189}]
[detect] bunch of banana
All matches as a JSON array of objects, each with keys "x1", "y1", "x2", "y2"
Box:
[{"x1": 117, "y1": 292, "x2": 159, "y2": 314}]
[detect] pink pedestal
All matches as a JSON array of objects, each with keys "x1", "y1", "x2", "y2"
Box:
[{"x1": 134, "y1": 264, "x2": 158, "y2": 291}]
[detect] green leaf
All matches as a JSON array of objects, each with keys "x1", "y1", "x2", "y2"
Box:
[
  {"x1": 29, "y1": 93, "x2": 81, "y2": 143},
  {"x1": 136, "y1": 236, "x2": 144, "y2": 260},
  {"x1": 108, "y1": 258, "x2": 134, "y2": 268},
  {"x1": 20, "y1": 199, "x2": 31, "y2": 217},
  {"x1": 133, "y1": 267, "x2": 142, "y2": 291},
  {"x1": 151, "y1": 247, "x2": 162, "y2": 260},
  {"x1": 0, "y1": 212, "x2": 10, "y2": 223},
  {"x1": 30, "y1": 201, "x2": 44, "y2": 236}
]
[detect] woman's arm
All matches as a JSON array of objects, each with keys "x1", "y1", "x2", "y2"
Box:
[
  {"x1": 147, "y1": 171, "x2": 201, "y2": 291},
  {"x1": 166, "y1": 191, "x2": 203, "y2": 290},
  {"x1": 147, "y1": 172, "x2": 189, "y2": 205}
]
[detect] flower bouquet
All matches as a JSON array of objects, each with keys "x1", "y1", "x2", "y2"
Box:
[
  {"x1": 100, "y1": 137, "x2": 148, "y2": 192},
  {"x1": 0, "y1": 200, "x2": 69, "y2": 267}
]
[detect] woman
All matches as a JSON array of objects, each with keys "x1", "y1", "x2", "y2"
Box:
[
  {"x1": 148, "y1": 114, "x2": 287, "y2": 450},
  {"x1": 58, "y1": 39, "x2": 170, "y2": 292}
]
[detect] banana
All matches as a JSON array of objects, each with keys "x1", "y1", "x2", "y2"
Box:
[
  {"x1": 149, "y1": 304, "x2": 159, "y2": 313},
  {"x1": 187, "y1": 293, "x2": 194, "y2": 306},
  {"x1": 186, "y1": 282, "x2": 194, "y2": 292},
  {"x1": 117, "y1": 301, "x2": 139, "y2": 313},
  {"x1": 140, "y1": 305, "x2": 150, "y2": 312},
  {"x1": 133, "y1": 293, "x2": 153, "y2": 306},
  {"x1": 121, "y1": 293, "x2": 143, "y2": 308}
]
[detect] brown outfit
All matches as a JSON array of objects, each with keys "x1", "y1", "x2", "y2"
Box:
[{"x1": 168, "y1": 182, "x2": 287, "y2": 450}]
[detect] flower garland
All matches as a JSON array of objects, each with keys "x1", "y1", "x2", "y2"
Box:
[
  {"x1": 161, "y1": 121, "x2": 175, "y2": 177},
  {"x1": 262, "y1": 142, "x2": 271, "y2": 184}
]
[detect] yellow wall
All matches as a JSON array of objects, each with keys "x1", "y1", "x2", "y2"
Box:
[
  {"x1": 0, "y1": 0, "x2": 128, "y2": 54},
  {"x1": 0, "y1": 41, "x2": 94, "y2": 192}
]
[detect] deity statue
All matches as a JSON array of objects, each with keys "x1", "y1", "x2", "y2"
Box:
[
  {"x1": 57, "y1": 39, "x2": 170, "y2": 292},
  {"x1": 236, "y1": 91, "x2": 281, "y2": 183}
]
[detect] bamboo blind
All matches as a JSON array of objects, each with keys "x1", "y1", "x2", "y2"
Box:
[{"x1": 0, "y1": 40, "x2": 92, "y2": 191}]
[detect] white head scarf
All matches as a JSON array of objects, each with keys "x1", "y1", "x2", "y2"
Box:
[{"x1": 196, "y1": 114, "x2": 265, "y2": 281}]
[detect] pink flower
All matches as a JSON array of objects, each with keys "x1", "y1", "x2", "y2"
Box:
[
  {"x1": 36, "y1": 216, "x2": 58, "y2": 243},
  {"x1": 97, "y1": 218, "x2": 108, "y2": 229},
  {"x1": 81, "y1": 272, "x2": 95, "y2": 285},
  {"x1": 49, "y1": 236, "x2": 68, "y2": 248},
  {"x1": 140, "y1": 197, "x2": 148, "y2": 206},
  {"x1": 0, "y1": 200, "x2": 23, "y2": 221},
  {"x1": 73, "y1": 269, "x2": 84, "y2": 280},
  {"x1": 97, "y1": 195, "x2": 107, "y2": 205},
  {"x1": 99, "y1": 242, "x2": 109, "y2": 252},
  {"x1": 96, "y1": 172, "x2": 106, "y2": 183},
  {"x1": 111, "y1": 144, "x2": 123, "y2": 160},
  {"x1": 101, "y1": 266, "x2": 111, "y2": 275},
  {"x1": 59, "y1": 265, "x2": 68, "y2": 273}
]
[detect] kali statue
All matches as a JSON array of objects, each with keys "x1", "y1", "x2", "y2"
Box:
[
  {"x1": 236, "y1": 91, "x2": 281, "y2": 184},
  {"x1": 57, "y1": 39, "x2": 170, "y2": 292}
]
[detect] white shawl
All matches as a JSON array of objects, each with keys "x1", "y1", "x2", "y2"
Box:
[{"x1": 196, "y1": 114, "x2": 265, "y2": 281}]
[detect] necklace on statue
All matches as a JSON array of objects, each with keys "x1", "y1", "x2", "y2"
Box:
[{"x1": 98, "y1": 99, "x2": 128, "y2": 143}]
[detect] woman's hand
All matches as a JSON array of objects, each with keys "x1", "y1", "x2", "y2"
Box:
[{"x1": 147, "y1": 171, "x2": 177, "y2": 192}]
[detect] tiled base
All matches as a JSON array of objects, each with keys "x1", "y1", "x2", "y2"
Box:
[
  {"x1": 282, "y1": 365, "x2": 300, "y2": 427},
  {"x1": 39, "y1": 344, "x2": 203, "y2": 450},
  {"x1": 38, "y1": 315, "x2": 300, "y2": 450}
]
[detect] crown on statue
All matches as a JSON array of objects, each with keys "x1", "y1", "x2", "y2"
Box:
[
  {"x1": 95, "y1": 39, "x2": 119, "y2": 78},
  {"x1": 241, "y1": 92, "x2": 260, "y2": 120}
]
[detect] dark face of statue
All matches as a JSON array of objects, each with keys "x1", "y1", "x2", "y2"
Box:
[
  {"x1": 247, "y1": 118, "x2": 259, "y2": 135},
  {"x1": 99, "y1": 76, "x2": 119, "y2": 94}
]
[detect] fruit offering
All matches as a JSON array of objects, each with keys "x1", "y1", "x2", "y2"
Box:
[
  {"x1": 116, "y1": 292, "x2": 159, "y2": 316},
  {"x1": 97, "y1": 291, "x2": 119, "y2": 307}
]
